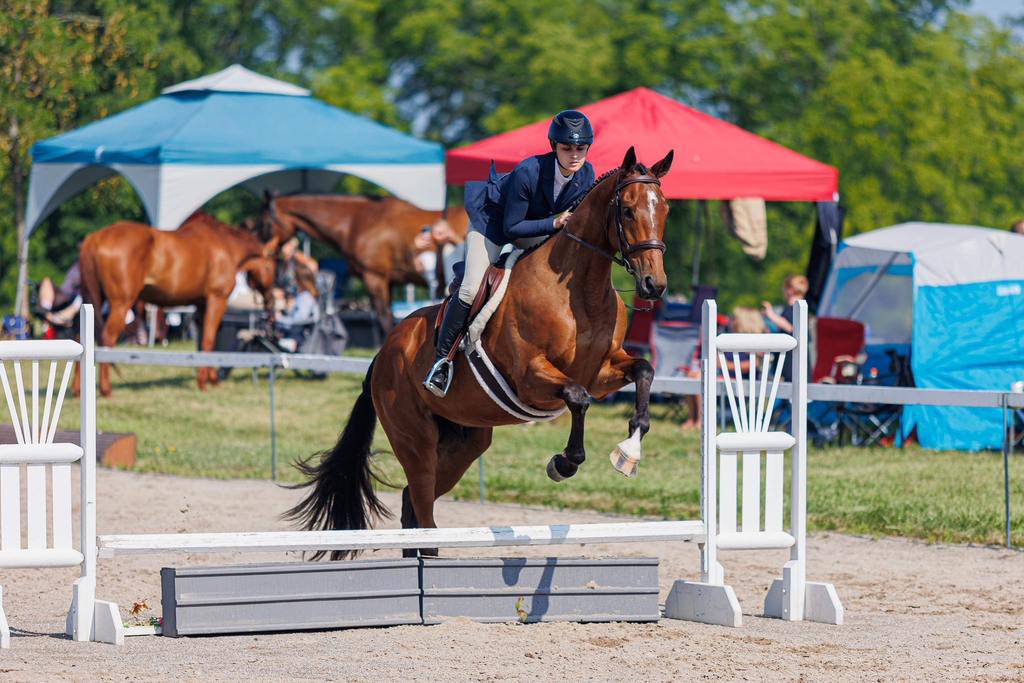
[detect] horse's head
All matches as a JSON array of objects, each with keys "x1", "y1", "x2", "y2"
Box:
[
  {"x1": 242, "y1": 256, "x2": 278, "y2": 312},
  {"x1": 609, "y1": 146, "x2": 674, "y2": 300}
]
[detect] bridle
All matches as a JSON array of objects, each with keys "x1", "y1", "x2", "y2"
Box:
[
  {"x1": 263, "y1": 198, "x2": 288, "y2": 242},
  {"x1": 559, "y1": 171, "x2": 667, "y2": 278}
]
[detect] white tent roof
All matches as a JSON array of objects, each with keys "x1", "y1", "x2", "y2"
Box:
[
  {"x1": 26, "y1": 65, "x2": 445, "y2": 235},
  {"x1": 161, "y1": 64, "x2": 310, "y2": 96},
  {"x1": 833, "y1": 222, "x2": 1024, "y2": 287}
]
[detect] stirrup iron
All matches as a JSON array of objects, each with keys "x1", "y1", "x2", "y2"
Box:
[{"x1": 423, "y1": 358, "x2": 454, "y2": 397}]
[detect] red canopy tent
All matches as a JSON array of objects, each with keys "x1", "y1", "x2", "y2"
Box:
[{"x1": 446, "y1": 87, "x2": 838, "y2": 202}]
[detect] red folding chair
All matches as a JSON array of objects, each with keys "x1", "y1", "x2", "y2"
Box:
[
  {"x1": 623, "y1": 299, "x2": 661, "y2": 356},
  {"x1": 812, "y1": 317, "x2": 866, "y2": 383}
]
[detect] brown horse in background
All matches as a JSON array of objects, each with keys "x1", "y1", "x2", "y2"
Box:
[
  {"x1": 261, "y1": 194, "x2": 469, "y2": 332},
  {"x1": 79, "y1": 212, "x2": 277, "y2": 396},
  {"x1": 287, "y1": 147, "x2": 673, "y2": 558}
]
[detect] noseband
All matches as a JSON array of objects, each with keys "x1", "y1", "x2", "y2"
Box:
[{"x1": 560, "y1": 172, "x2": 667, "y2": 278}]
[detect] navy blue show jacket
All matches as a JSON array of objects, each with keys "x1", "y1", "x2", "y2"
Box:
[{"x1": 465, "y1": 152, "x2": 595, "y2": 246}]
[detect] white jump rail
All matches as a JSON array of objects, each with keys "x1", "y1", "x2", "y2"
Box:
[
  {"x1": 0, "y1": 305, "x2": 120, "y2": 648},
  {"x1": 99, "y1": 521, "x2": 706, "y2": 557},
  {"x1": 663, "y1": 299, "x2": 844, "y2": 627}
]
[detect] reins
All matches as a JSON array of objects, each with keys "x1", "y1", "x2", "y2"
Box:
[{"x1": 558, "y1": 170, "x2": 666, "y2": 278}]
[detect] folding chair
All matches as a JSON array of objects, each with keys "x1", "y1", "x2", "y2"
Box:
[
  {"x1": 623, "y1": 299, "x2": 660, "y2": 357},
  {"x1": 813, "y1": 318, "x2": 899, "y2": 446},
  {"x1": 651, "y1": 322, "x2": 701, "y2": 422}
]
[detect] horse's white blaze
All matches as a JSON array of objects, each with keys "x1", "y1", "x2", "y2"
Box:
[{"x1": 646, "y1": 187, "x2": 658, "y2": 226}]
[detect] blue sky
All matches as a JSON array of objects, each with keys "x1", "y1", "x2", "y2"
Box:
[{"x1": 971, "y1": 0, "x2": 1021, "y2": 22}]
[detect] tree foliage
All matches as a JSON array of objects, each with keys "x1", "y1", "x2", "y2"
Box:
[{"x1": 2, "y1": 0, "x2": 1023, "y2": 311}]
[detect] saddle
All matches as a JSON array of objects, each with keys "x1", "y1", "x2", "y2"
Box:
[
  {"x1": 434, "y1": 252, "x2": 512, "y2": 362},
  {"x1": 432, "y1": 249, "x2": 566, "y2": 423}
]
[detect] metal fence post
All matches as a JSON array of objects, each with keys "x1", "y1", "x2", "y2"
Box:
[
  {"x1": 1003, "y1": 396, "x2": 1012, "y2": 549},
  {"x1": 269, "y1": 362, "x2": 277, "y2": 481}
]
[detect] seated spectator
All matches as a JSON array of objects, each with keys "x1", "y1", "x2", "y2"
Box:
[
  {"x1": 275, "y1": 263, "x2": 319, "y2": 352},
  {"x1": 761, "y1": 274, "x2": 808, "y2": 335},
  {"x1": 272, "y1": 236, "x2": 319, "y2": 312},
  {"x1": 681, "y1": 306, "x2": 767, "y2": 431},
  {"x1": 35, "y1": 259, "x2": 83, "y2": 329},
  {"x1": 414, "y1": 218, "x2": 463, "y2": 297},
  {"x1": 761, "y1": 274, "x2": 809, "y2": 381}
]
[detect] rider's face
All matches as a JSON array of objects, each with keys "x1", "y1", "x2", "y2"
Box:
[{"x1": 555, "y1": 143, "x2": 590, "y2": 175}]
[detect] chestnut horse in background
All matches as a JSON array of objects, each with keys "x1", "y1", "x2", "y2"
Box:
[
  {"x1": 261, "y1": 194, "x2": 469, "y2": 332},
  {"x1": 79, "y1": 212, "x2": 277, "y2": 396},
  {"x1": 287, "y1": 147, "x2": 674, "y2": 558}
]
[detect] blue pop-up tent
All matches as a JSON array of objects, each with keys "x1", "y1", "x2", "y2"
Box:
[
  {"x1": 25, "y1": 65, "x2": 445, "y2": 235},
  {"x1": 818, "y1": 223, "x2": 1024, "y2": 450}
]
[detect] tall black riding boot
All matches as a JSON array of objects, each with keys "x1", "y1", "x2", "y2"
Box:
[{"x1": 423, "y1": 297, "x2": 472, "y2": 397}]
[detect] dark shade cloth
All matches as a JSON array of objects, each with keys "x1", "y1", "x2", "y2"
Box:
[{"x1": 805, "y1": 201, "x2": 845, "y2": 314}]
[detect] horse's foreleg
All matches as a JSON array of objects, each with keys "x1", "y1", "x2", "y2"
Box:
[
  {"x1": 592, "y1": 349, "x2": 655, "y2": 477},
  {"x1": 99, "y1": 301, "x2": 132, "y2": 397},
  {"x1": 520, "y1": 357, "x2": 591, "y2": 482},
  {"x1": 198, "y1": 297, "x2": 227, "y2": 390},
  {"x1": 547, "y1": 382, "x2": 591, "y2": 482}
]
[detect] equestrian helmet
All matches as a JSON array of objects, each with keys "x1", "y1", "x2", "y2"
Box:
[{"x1": 548, "y1": 110, "x2": 594, "y2": 146}]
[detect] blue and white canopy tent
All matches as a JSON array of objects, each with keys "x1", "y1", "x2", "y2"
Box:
[
  {"x1": 25, "y1": 65, "x2": 445, "y2": 234},
  {"x1": 818, "y1": 223, "x2": 1024, "y2": 450}
]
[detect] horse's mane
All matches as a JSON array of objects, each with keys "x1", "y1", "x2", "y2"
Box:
[
  {"x1": 184, "y1": 211, "x2": 263, "y2": 245},
  {"x1": 568, "y1": 163, "x2": 651, "y2": 213}
]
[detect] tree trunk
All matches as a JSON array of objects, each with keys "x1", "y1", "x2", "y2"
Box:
[{"x1": 11, "y1": 114, "x2": 28, "y2": 320}]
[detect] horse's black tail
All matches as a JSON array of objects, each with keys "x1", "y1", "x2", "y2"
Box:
[{"x1": 283, "y1": 358, "x2": 391, "y2": 560}]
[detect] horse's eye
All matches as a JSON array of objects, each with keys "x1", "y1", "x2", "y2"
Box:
[{"x1": 623, "y1": 207, "x2": 634, "y2": 221}]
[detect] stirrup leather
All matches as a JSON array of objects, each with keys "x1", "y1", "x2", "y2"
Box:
[{"x1": 423, "y1": 357, "x2": 454, "y2": 397}]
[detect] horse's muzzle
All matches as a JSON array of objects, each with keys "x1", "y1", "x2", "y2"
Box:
[{"x1": 636, "y1": 275, "x2": 666, "y2": 301}]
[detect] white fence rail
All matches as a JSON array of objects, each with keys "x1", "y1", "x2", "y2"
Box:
[{"x1": 94, "y1": 346, "x2": 1021, "y2": 549}]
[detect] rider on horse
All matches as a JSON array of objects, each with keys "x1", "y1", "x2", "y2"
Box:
[{"x1": 423, "y1": 110, "x2": 597, "y2": 397}]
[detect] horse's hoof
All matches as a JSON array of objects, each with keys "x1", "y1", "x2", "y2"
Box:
[{"x1": 546, "y1": 454, "x2": 575, "y2": 482}]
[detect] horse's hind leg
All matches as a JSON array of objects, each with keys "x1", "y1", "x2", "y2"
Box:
[
  {"x1": 362, "y1": 272, "x2": 394, "y2": 334},
  {"x1": 99, "y1": 299, "x2": 133, "y2": 397},
  {"x1": 376, "y1": 390, "x2": 442, "y2": 557},
  {"x1": 400, "y1": 420, "x2": 493, "y2": 557},
  {"x1": 197, "y1": 296, "x2": 228, "y2": 390}
]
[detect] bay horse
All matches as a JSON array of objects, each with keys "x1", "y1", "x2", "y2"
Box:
[
  {"x1": 287, "y1": 147, "x2": 673, "y2": 559},
  {"x1": 261, "y1": 194, "x2": 469, "y2": 332},
  {"x1": 79, "y1": 212, "x2": 277, "y2": 396}
]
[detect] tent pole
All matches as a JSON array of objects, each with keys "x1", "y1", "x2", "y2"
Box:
[
  {"x1": 690, "y1": 200, "x2": 704, "y2": 289},
  {"x1": 846, "y1": 252, "x2": 899, "y2": 319}
]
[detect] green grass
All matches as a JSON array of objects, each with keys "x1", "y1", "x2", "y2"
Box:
[{"x1": 57, "y1": 350, "x2": 1024, "y2": 547}]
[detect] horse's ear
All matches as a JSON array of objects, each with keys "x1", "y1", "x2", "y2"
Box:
[
  {"x1": 651, "y1": 150, "x2": 674, "y2": 178},
  {"x1": 261, "y1": 237, "x2": 281, "y2": 257},
  {"x1": 620, "y1": 146, "x2": 637, "y2": 171}
]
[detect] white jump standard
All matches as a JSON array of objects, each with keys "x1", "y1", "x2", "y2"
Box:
[
  {"x1": 665, "y1": 300, "x2": 843, "y2": 626},
  {"x1": 0, "y1": 306, "x2": 121, "y2": 647}
]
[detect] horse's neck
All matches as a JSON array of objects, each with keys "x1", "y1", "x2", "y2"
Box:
[
  {"x1": 216, "y1": 224, "x2": 263, "y2": 262},
  {"x1": 283, "y1": 197, "x2": 362, "y2": 247},
  {"x1": 546, "y1": 185, "x2": 616, "y2": 290}
]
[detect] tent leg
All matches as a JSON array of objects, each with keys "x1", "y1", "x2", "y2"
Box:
[{"x1": 690, "y1": 200, "x2": 704, "y2": 289}]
